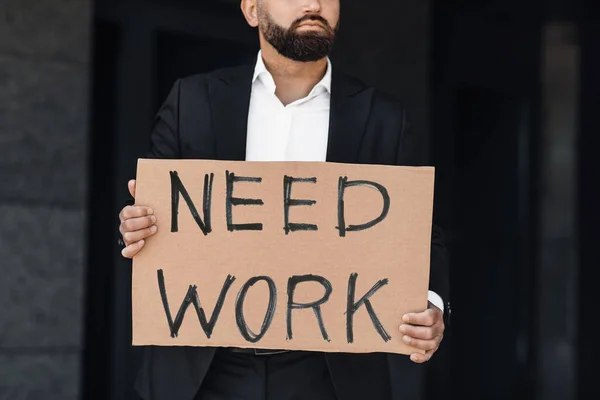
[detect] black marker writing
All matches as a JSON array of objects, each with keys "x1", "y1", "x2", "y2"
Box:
[
  {"x1": 157, "y1": 269, "x2": 235, "y2": 338},
  {"x1": 283, "y1": 176, "x2": 318, "y2": 234},
  {"x1": 286, "y1": 275, "x2": 332, "y2": 342},
  {"x1": 235, "y1": 276, "x2": 277, "y2": 343},
  {"x1": 170, "y1": 171, "x2": 214, "y2": 235},
  {"x1": 336, "y1": 177, "x2": 390, "y2": 237},
  {"x1": 226, "y1": 171, "x2": 264, "y2": 231},
  {"x1": 345, "y1": 273, "x2": 391, "y2": 343}
]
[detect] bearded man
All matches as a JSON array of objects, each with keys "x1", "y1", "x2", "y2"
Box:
[{"x1": 118, "y1": 1, "x2": 451, "y2": 399}]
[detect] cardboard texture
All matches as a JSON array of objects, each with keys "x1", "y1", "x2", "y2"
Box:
[{"x1": 132, "y1": 159, "x2": 435, "y2": 355}]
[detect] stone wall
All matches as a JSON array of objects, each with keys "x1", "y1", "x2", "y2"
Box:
[{"x1": 0, "y1": 0, "x2": 91, "y2": 398}]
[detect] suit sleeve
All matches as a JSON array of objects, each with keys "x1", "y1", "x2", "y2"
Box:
[
  {"x1": 118, "y1": 80, "x2": 183, "y2": 248},
  {"x1": 147, "y1": 79, "x2": 182, "y2": 159},
  {"x1": 396, "y1": 107, "x2": 450, "y2": 306}
]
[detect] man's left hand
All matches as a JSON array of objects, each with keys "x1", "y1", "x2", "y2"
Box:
[{"x1": 400, "y1": 303, "x2": 445, "y2": 363}]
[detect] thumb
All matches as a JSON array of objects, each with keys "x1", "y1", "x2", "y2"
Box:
[{"x1": 128, "y1": 179, "x2": 136, "y2": 198}]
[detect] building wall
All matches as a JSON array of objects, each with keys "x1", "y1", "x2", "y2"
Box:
[{"x1": 0, "y1": 0, "x2": 91, "y2": 398}]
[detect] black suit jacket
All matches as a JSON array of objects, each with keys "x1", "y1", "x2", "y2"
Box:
[{"x1": 133, "y1": 62, "x2": 450, "y2": 400}]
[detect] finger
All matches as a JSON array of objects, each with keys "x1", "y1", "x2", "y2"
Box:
[
  {"x1": 122, "y1": 225, "x2": 157, "y2": 244},
  {"x1": 121, "y1": 214, "x2": 156, "y2": 232},
  {"x1": 399, "y1": 324, "x2": 440, "y2": 340},
  {"x1": 402, "y1": 308, "x2": 440, "y2": 326},
  {"x1": 121, "y1": 240, "x2": 145, "y2": 259},
  {"x1": 120, "y1": 206, "x2": 154, "y2": 222},
  {"x1": 121, "y1": 215, "x2": 157, "y2": 238},
  {"x1": 410, "y1": 348, "x2": 436, "y2": 364},
  {"x1": 128, "y1": 179, "x2": 136, "y2": 198},
  {"x1": 402, "y1": 334, "x2": 441, "y2": 351}
]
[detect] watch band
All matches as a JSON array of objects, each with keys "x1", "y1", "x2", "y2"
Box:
[
  {"x1": 444, "y1": 301, "x2": 452, "y2": 328},
  {"x1": 118, "y1": 199, "x2": 136, "y2": 248}
]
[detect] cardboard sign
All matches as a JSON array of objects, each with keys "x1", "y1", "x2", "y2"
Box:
[{"x1": 132, "y1": 159, "x2": 434, "y2": 355}]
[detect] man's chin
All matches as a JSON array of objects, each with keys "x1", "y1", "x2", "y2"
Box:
[{"x1": 293, "y1": 30, "x2": 333, "y2": 40}]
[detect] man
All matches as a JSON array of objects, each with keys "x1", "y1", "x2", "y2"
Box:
[{"x1": 118, "y1": 1, "x2": 450, "y2": 399}]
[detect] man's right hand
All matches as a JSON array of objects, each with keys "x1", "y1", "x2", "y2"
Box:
[{"x1": 119, "y1": 179, "x2": 157, "y2": 258}]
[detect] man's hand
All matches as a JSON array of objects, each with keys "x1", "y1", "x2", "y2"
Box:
[
  {"x1": 119, "y1": 179, "x2": 157, "y2": 258},
  {"x1": 400, "y1": 303, "x2": 445, "y2": 363}
]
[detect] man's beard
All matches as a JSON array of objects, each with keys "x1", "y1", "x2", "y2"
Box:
[{"x1": 259, "y1": 11, "x2": 337, "y2": 62}]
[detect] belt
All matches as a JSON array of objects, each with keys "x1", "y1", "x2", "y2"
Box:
[{"x1": 227, "y1": 347, "x2": 291, "y2": 356}]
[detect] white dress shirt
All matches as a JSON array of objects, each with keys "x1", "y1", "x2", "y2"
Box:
[
  {"x1": 246, "y1": 52, "x2": 331, "y2": 162},
  {"x1": 245, "y1": 51, "x2": 444, "y2": 313}
]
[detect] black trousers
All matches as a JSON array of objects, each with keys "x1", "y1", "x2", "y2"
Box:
[{"x1": 195, "y1": 349, "x2": 339, "y2": 400}]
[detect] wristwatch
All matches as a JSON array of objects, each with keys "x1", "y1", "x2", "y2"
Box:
[
  {"x1": 117, "y1": 199, "x2": 135, "y2": 248},
  {"x1": 443, "y1": 301, "x2": 452, "y2": 328}
]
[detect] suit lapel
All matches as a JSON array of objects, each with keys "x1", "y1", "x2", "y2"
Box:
[
  {"x1": 326, "y1": 73, "x2": 373, "y2": 163},
  {"x1": 208, "y1": 62, "x2": 372, "y2": 164},
  {"x1": 208, "y1": 62, "x2": 255, "y2": 161}
]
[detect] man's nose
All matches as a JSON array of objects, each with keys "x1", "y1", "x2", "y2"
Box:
[{"x1": 302, "y1": 0, "x2": 322, "y2": 14}]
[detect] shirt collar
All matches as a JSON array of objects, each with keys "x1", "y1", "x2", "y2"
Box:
[{"x1": 252, "y1": 50, "x2": 332, "y2": 95}]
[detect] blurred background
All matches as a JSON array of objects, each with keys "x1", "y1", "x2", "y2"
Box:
[{"x1": 1, "y1": 0, "x2": 599, "y2": 399}]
